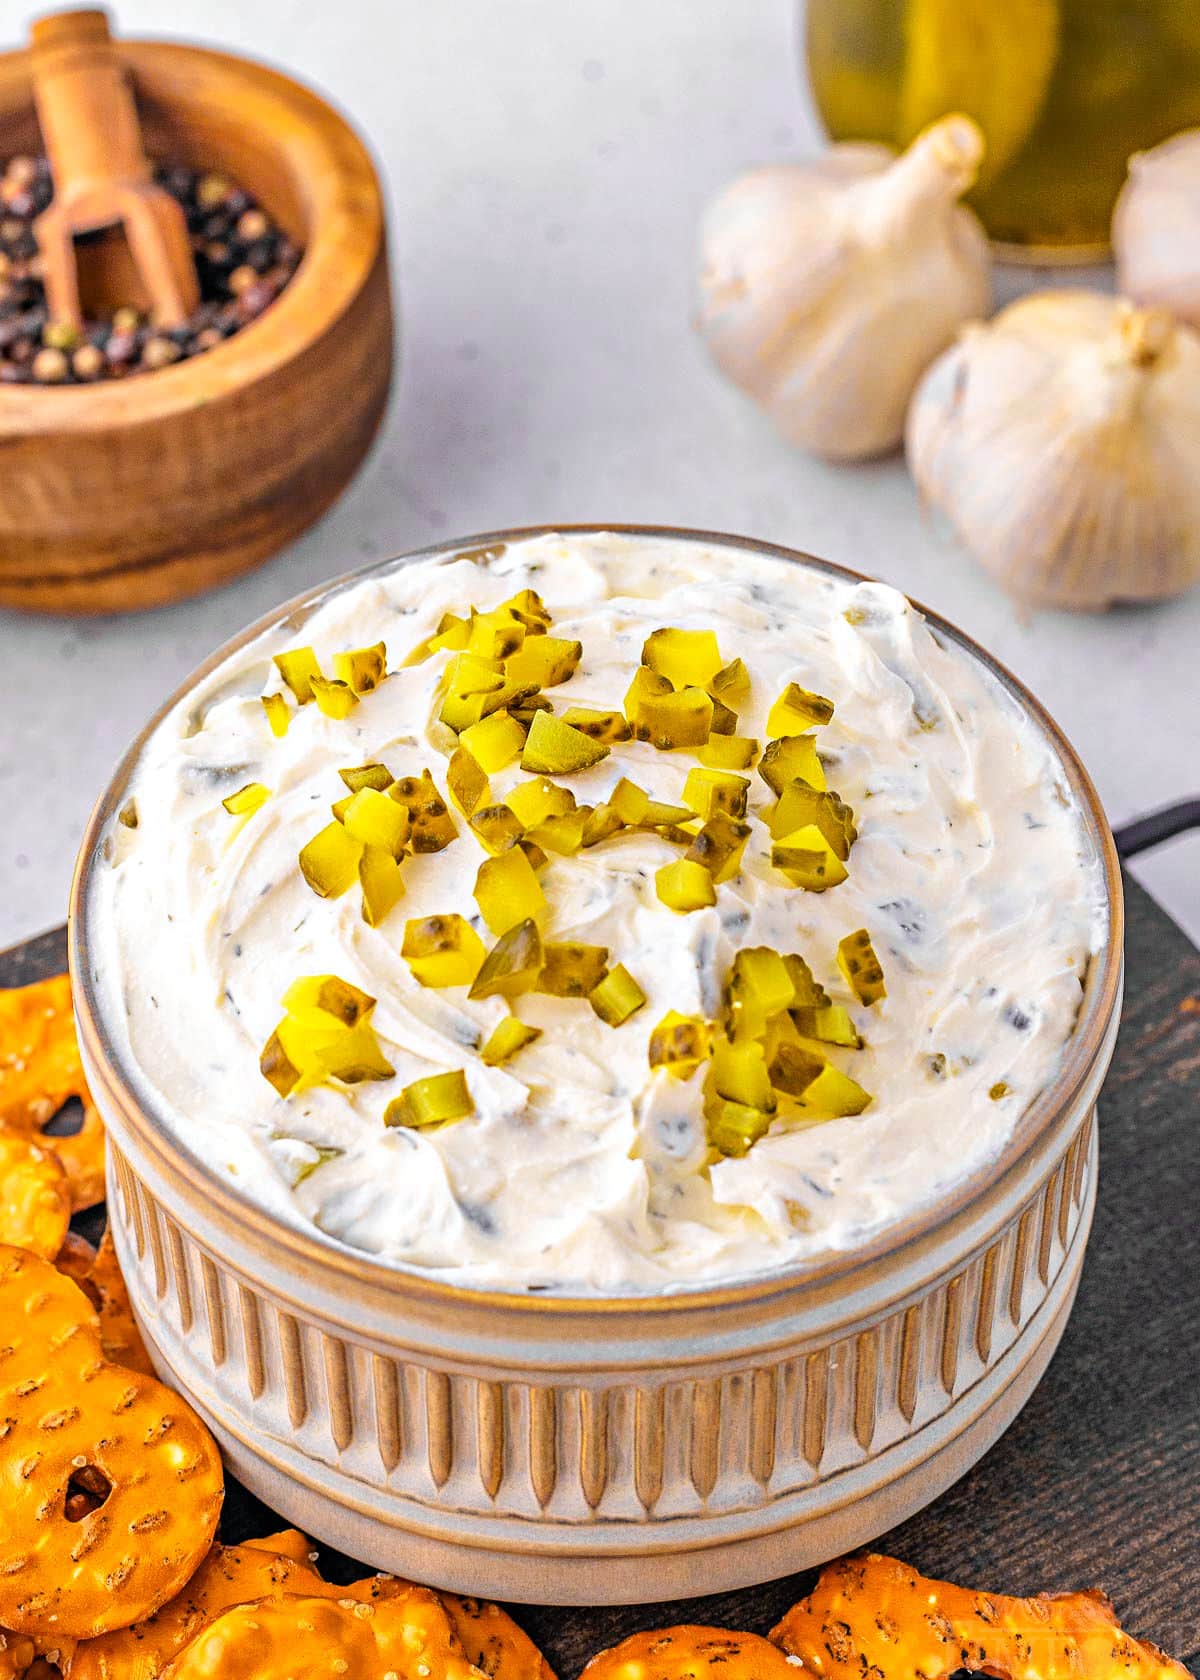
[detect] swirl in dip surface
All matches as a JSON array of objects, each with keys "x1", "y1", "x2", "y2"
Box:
[{"x1": 90, "y1": 532, "x2": 1106, "y2": 1292}]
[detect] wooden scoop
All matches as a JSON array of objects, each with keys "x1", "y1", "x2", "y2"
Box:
[{"x1": 29, "y1": 7, "x2": 199, "y2": 329}]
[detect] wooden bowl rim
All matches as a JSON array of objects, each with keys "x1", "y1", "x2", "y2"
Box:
[{"x1": 0, "y1": 36, "x2": 387, "y2": 432}]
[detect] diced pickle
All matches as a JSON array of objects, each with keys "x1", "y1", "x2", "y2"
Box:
[
  {"x1": 529, "y1": 807, "x2": 592, "y2": 855},
  {"x1": 782, "y1": 952, "x2": 829, "y2": 1010},
  {"x1": 359, "y1": 846, "x2": 406, "y2": 927},
  {"x1": 837, "y1": 929, "x2": 886, "y2": 1005},
  {"x1": 261, "y1": 693, "x2": 291, "y2": 738},
  {"x1": 509, "y1": 695, "x2": 554, "y2": 725},
  {"x1": 791, "y1": 1004, "x2": 861, "y2": 1047},
  {"x1": 767, "y1": 1041, "x2": 826, "y2": 1099},
  {"x1": 501, "y1": 587, "x2": 553, "y2": 632},
  {"x1": 727, "y1": 947, "x2": 796, "y2": 1041},
  {"x1": 117, "y1": 799, "x2": 138, "y2": 829},
  {"x1": 589, "y1": 964, "x2": 648, "y2": 1026},
  {"x1": 707, "y1": 1100, "x2": 773, "y2": 1158},
  {"x1": 467, "y1": 606, "x2": 527, "y2": 661},
  {"x1": 260, "y1": 1030, "x2": 301, "y2": 1098},
  {"x1": 580, "y1": 804, "x2": 625, "y2": 847},
  {"x1": 331, "y1": 794, "x2": 354, "y2": 823},
  {"x1": 460, "y1": 711, "x2": 526, "y2": 773},
  {"x1": 624, "y1": 666, "x2": 673, "y2": 721},
  {"x1": 332, "y1": 642, "x2": 387, "y2": 694},
  {"x1": 438, "y1": 689, "x2": 491, "y2": 733},
  {"x1": 447, "y1": 746, "x2": 489, "y2": 817},
  {"x1": 342, "y1": 788, "x2": 411, "y2": 858},
  {"x1": 519, "y1": 837, "x2": 548, "y2": 872},
  {"x1": 390, "y1": 771, "x2": 457, "y2": 852},
  {"x1": 339, "y1": 762, "x2": 395, "y2": 793},
  {"x1": 766, "y1": 682, "x2": 835, "y2": 736},
  {"x1": 770, "y1": 782, "x2": 857, "y2": 859},
  {"x1": 641, "y1": 627, "x2": 724, "y2": 689},
  {"x1": 505, "y1": 776, "x2": 577, "y2": 829},
  {"x1": 656, "y1": 858, "x2": 717, "y2": 913},
  {"x1": 309, "y1": 676, "x2": 359, "y2": 720},
  {"x1": 315, "y1": 1022, "x2": 395, "y2": 1084},
  {"x1": 384, "y1": 1069, "x2": 474, "y2": 1130},
  {"x1": 710, "y1": 1036, "x2": 776, "y2": 1111},
  {"x1": 401, "y1": 914, "x2": 486, "y2": 988},
  {"x1": 474, "y1": 846, "x2": 546, "y2": 936},
  {"x1": 798, "y1": 1064, "x2": 872, "y2": 1118},
  {"x1": 504, "y1": 634, "x2": 582, "y2": 691},
  {"x1": 686, "y1": 813, "x2": 751, "y2": 883},
  {"x1": 536, "y1": 942, "x2": 610, "y2": 998},
  {"x1": 639, "y1": 800, "x2": 696, "y2": 829},
  {"x1": 445, "y1": 651, "x2": 506, "y2": 696},
  {"x1": 771, "y1": 826, "x2": 849, "y2": 891},
  {"x1": 283, "y1": 974, "x2": 377, "y2": 1027},
  {"x1": 698, "y1": 735, "x2": 759, "y2": 770},
  {"x1": 273, "y1": 646, "x2": 322, "y2": 704},
  {"x1": 222, "y1": 782, "x2": 270, "y2": 818},
  {"x1": 609, "y1": 777, "x2": 650, "y2": 825},
  {"x1": 521, "y1": 711, "x2": 610, "y2": 774},
  {"x1": 683, "y1": 768, "x2": 750, "y2": 821},
  {"x1": 480, "y1": 1016, "x2": 543, "y2": 1065},
  {"x1": 299, "y1": 822, "x2": 364, "y2": 898},
  {"x1": 708, "y1": 698, "x2": 738, "y2": 736},
  {"x1": 710, "y1": 657, "x2": 750, "y2": 701},
  {"x1": 471, "y1": 803, "x2": 526, "y2": 855},
  {"x1": 648, "y1": 1011, "x2": 712, "y2": 1074},
  {"x1": 560, "y1": 706, "x2": 632, "y2": 743},
  {"x1": 758, "y1": 735, "x2": 826, "y2": 795},
  {"x1": 629, "y1": 683, "x2": 714, "y2": 750},
  {"x1": 469, "y1": 917, "x2": 544, "y2": 999}
]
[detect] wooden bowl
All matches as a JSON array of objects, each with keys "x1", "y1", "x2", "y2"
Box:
[{"x1": 0, "y1": 38, "x2": 393, "y2": 614}]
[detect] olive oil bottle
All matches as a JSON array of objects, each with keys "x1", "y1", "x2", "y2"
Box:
[{"x1": 804, "y1": 0, "x2": 1200, "y2": 258}]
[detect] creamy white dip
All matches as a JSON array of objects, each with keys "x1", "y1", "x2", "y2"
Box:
[{"x1": 89, "y1": 532, "x2": 1106, "y2": 1292}]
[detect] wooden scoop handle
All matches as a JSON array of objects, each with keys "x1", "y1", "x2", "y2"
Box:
[{"x1": 30, "y1": 9, "x2": 151, "y2": 207}]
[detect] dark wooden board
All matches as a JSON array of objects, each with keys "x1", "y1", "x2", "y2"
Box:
[{"x1": 6, "y1": 876, "x2": 1198, "y2": 1675}]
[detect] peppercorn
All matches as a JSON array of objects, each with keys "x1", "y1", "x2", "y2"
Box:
[
  {"x1": 227, "y1": 264, "x2": 258, "y2": 296},
  {"x1": 141, "y1": 336, "x2": 179, "y2": 370},
  {"x1": 43, "y1": 319, "x2": 78, "y2": 351},
  {"x1": 236, "y1": 208, "x2": 269, "y2": 242},
  {"x1": 72, "y1": 343, "x2": 104, "y2": 380},
  {"x1": 196, "y1": 173, "x2": 231, "y2": 209},
  {"x1": 111, "y1": 306, "x2": 141, "y2": 334},
  {"x1": 31, "y1": 345, "x2": 68, "y2": 382}
]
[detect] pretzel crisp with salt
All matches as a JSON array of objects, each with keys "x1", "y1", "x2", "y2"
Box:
[
  {"x1": 53, "y1": 1226, "x2": 153, "y2": 1377},
  {"x1": 770, "y1": 1554, "x2": 1192, "y2": 1680},
  {"x1": 0, "y1": 1129, "x2": 70, "y2": 1258},
  {"x1": 0, "y1": 1244, "x2": 223, "y2": 1642},
  {"x1": 581, "y1": 1627, "x2": 802, "y2": 1680},
  {"x1": 0, "y1": 976, "x2": 105, "y2": 1213}
]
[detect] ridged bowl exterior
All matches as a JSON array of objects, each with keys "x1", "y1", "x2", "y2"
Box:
[{"x1": 71, "y1": 528, "x2": 1123, "y2": 1604}]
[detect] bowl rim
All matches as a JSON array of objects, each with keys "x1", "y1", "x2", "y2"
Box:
[
  {"x1": 70, "y1": 523, "x2": 1123, "y2": 1315},
  {"x1": 0, "y1": 36, "x2": 385, "y2": 432}
]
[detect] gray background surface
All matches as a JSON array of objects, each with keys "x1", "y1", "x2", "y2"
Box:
[{"x1": 0, "y1": 0, "x2": 1195, "y2": 947}]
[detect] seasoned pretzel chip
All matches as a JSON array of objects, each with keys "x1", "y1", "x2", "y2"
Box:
[
  {"x1": 53, "y1": 1228, "x2": 153, "y2": 1378},
  {"x1": 240, "y1": 1529, "x2": 314, "y2": 1566},
  {"x1": 0, "y1": 1244, "x2": 223, "y2": 1642},
  {"x1": 67, "y1": 1540, "x2": 337, "y2": 1679},
  {"x1": 769, "y1": 1554, "x2": 1192, "y2": 1680},
  {"x1": 440, "y1": 1595, "x2": 558, "y2": 1680},
  {"x1": 0, "y1": 977, "x2": 105, "y2": 1212},
  {"x1": 581, "y1": 1628, "x2": 800, "y2": 1680},
  {"x1": 0, "y1": 1131, "x2": 70, "y2": 1259},
  {"x1": 0, "y1": 1630, "x2": 36, "y2": 1680}
]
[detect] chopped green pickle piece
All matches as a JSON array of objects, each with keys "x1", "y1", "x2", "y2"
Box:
[
  {"x1": 521, "y1": 711, "x2": 610, "y2": 774},
  {"x1": 758, "y1": 734, "x2": 826, "y2": 795},
  {"x1": 686, "y1": 812, "x2": 751, "y2": 883},
  {"x1": 342, "y1": 787, "x2": 411, "y2": 858},
  {"x1": 683, "y1": 768, "x2": 750, "y2": 821},
  {"x1": 339, "y1": 762, "x2": 395, "y2": 793},
  {"x1": 389, "y1": 771, "x2": 457, "y2": 852},
  {"x1": 710, "y1": 1036, "x2": 776, "y2": 1111},
  {"x1": 501, "y1": 587, "x2": 553, "y2": 632},
  {"x1": 710, "y1": 657, "x2": 750, "y2": 701},
  {"x1": 260, "y1": 1030, "x2": 300, "y2": 1097},
  {"x1": 771, "y1": 826, "x2": 849, "y2": 891},
  {"x1": 766, "y1": 682, "x2": 835, "y2": 736},
  {"x1": 261, "y1": 693, "x2": 291, "y2": 738},
  {"x1": 698, "y1": 734, "x2": 759, "y2": 770},
  {"x1": 309, "y1": 676, "x2": 359, "y2": 720},
  {"x1": 359, "y1": 846, "x2": 406, "y2": 927},
  {"x1": 989, "y1": 1081, "x2": 1011, "y2": 1100},
  {"x1": 629, "y1": 683, "x2": 715, "y2": 750},
  {"x1": 447, "y1": 746, "x2": 489, "y2": 817},
  {"x1": 783, "y1": 952, "x2": 830, "y2": 1010},
  {"x1": 560, "y1": 706, "x2": 631, "y2": 743},
  {"x1": 273, "y1": 646, "x2": 322, "y2": 704},
  {"x1": 402, "y1": 914, "x2": 486, "y2": 987},
  {"x1": 467, "y1": 605, "x2": 527, "y2": 661},
  {"x1": 474, "y1": 846, "x2": 546, "y2": 936},
  {"x1": 222, "y1": 782, "x2": 270, "y2": 818},
  {"x1": 504, "y1": 634, "x2": 582, "y2": 691},
  {"x1": 624, "y1": 665, "x2": 673, "y2": 720},
  {"x1": 791, "y1": 1004, "x2": 860, "y2": 1047},
  {"x1": 470, "y1": 917, "x2": 544, "y2": 999},
  {"x1": 770, "y1": 782, "x2": 858, "y2": 859},
  {"x1": 589, "y1": 964, "x2": 648, "y2": 1026},
  {"x1": 262, "y1": 973, "x2": 394, "y2": 1098},
  {"x1": 519, "y1": 837, "x2": 548, "y2": 872},
  {"x1": 648, "y1": 1011, "x2": 712, "y2": 1074},
  {"x1": 332, "y1": 642, "x2": 387, "y2": 694},
  {"x1": 505, "y1": 776, "x2": 577, "y2": 829},
  {"x1": 656, "y1": 858, "x2": 717, "y2": 913},
  {"x1": 708, "y1": 698, "x2": 739, "y2": 736},
  {"x1": 837, "y1": 929, "x2": 887, "y2": 1005},
  {"x1": 299, "y1": 821, "x2": 364, "y2": 898},
  {"x1": 707, "y1": 1100, "x2": 773, "y2": 1158},
  {"x1": 639, "y1": 800, "x2": 696, "y2": 829},
  {"x1": 536, "y1": 942, "x2": 610, "y2": 998},
  {"x1": 768, "y1": 1041, "x2": 826, "y2": 1098},
  {"x1": 117, "y1": 798, "x2": 138, "y2": 829},
  {"x1": 799, "y1": 1064, "x2": 872, "y2": 1118},
  {"x1": 471, "y1": 803, "x2": 526, "y2": 854},
  {"x1": 642, "y1": 627, "x2": 724, "y2": 689},
  {"x1": 283, "y1": 974, "x2": 376, "y2": 1027},
  {"x1": 385, "y1": 1069, "x2": 474, "y2": 1130},
  {"x1": 581, "y1": 804, "x2": 625, "y2": 846},
  {"x1": 445, "y1": 651, "x2": 506, "y2": 696},
  {"x1": 330, "y1": 794, "x2": 354, "y2": 824},
  {"x1": 461, "y1": 710, "x2": 526, "y2": 773},
  {"x1": 481, "y1": 1016, "x2": 543, "y2": 1065},
  {"x1": 609, "y1": 778, "x2": 650, "y2": 825},
  {"x1": 727, "y1": 947, "x2": 796, "y2": 1041},
  {"x1": 529, "y1": 807, "x2": 592, "y2": 855},
  {"x1": 315, "y1": 1022, "x2": 396, "y2": 1083}
]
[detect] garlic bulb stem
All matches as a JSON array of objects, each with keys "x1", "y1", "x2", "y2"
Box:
[{"x1": 862, "y1": 114, "x2": 986, "y2": 237}]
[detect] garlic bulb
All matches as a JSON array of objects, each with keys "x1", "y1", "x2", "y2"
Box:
[
  {"x1": 696, "y1": 115, "x2": 991, "y2": 461},
  {"x1": 906, "y1": 292, "x2": 1200, "y2": 610},
  {"x1": 1114, "y1": 129, "x2": 1200, "y2": 330}
]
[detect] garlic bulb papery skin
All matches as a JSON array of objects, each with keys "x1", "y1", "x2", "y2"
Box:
[
  {"x1": 1114, "y1": 129, "x2": 1200, "y2": 330},
  {"x1": 696, "y1": 114, "x2": 992, "y2": 461},
  {"x1": 906, "y1": 292, "x2": 1200, "y2": 611}
]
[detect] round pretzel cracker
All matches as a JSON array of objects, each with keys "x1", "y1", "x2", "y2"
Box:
[
  {"x1": 581, "y1": 1628, "x2": 800, "y2": 1680},
  {"x1": 441, "y1": 1594, "x2": 558, "y2": 1680},
  {"x1": 769, "y1": 1554, "x2": 1192, "y2": 1680},
  {"x1": 53, "y1": 1229, "x2": 153, "y2": 1378},
  {"x1": 67, "y1": 1540, "x2": 337, "y2": 1680},
  {"x1": 0, "y1": 1244, "x2": 223, "y2": 1641},
  {"x1": 0, "y1": 1131, "x2": 70, "y2": 1259},
  {"x1": 0, "y1": 977, "x2": 105, "y2": 1213},
  {"x1": 240, "y1": 1529, "x2": 314, "y2": 1565}
]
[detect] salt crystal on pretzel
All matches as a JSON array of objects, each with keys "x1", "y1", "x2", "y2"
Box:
[
  {"x1": 0, "y1": 1244, "x2": 223, "y2": 1641},
  {"x1": 769, "y1": 1554, "x2": 1191, "y2": 1680},
  {"x1": 581, "y1": 1627, "x2": 802, "y2": 1680},
  {"x1": 0, "y1": 977, "x2": 105, "y2": 1213}
]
